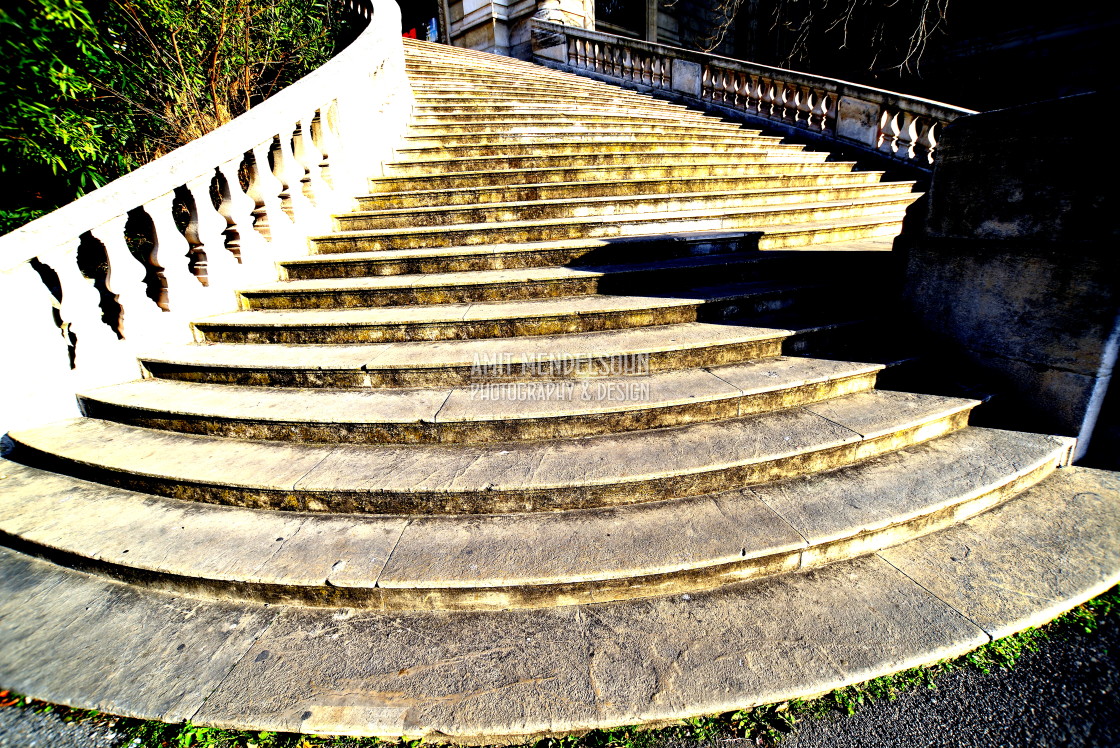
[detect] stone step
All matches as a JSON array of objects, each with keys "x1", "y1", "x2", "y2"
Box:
[
  {"x1": 336, "y1": 183, "x2": 916, "y2": 232},
  {"x1": 404, "y1": 67, "x2": 684, "y2": 92},
  {"x1": 79, "y1": 357, "x2": 882, "y2": 444},
  {"x1": 193, "y1": 279, "x2": 852, "y2": 344},
  {"x1": 4, "y1": 464, "x2": 1113, "y2": 739},
  {"x1": 367, "y1": 160, "x2": 862, "y2": 193},
  {"x1": 8, "y1": 389, "x2": 979, "y2": 513},
  {"x1": 404, "y1": 64, "x2": 667, "y2": 85},
  {"x1": 405, "y1": 68, "x2": 685, "y2": 98},
  {"x1": 357, "y1": 171, "x2": 887, "y2": 211},
  {"x1": 385, "y1": 149, "x2": 830, "y2": 177},
  {"x1": 408, "y1": 91, "x2": 707, "y2": 110},
  {"x1": 280, "y1": 233, "x2": 889, "y2": 280},
  {"x1": 401, "y1": 129, "x2": 782, "y2": 149},
  {"x1": 240, "y1": 252, "x2": 889, "y2": 310},
  {"x1": 408, "y1": 103, "x2": 710, "y2": 121},
  {"x1": 139, "y1": 321, "x2": 794, "y2": 388},
  {"x1": 395, "y1": 137, "x2": 804, "y2": 161},
  {"x1": 405, "y1": 118, "x2": 753, "y2": 137},
  {"x1": 408, "y1": 111, "x2": 774, "y2": 128},
  {"x1": 245, "y1": 254, "x2": 796, "y2": 309},
  {"x1": 281, "y1": 231, "x2": 772, "y2": 279},
  {"x1": 409, "y1": 94, "x2": 695, "y2": 112},
  {"x1": 0, "y1": 428, "x2": 1073, "y2": 610},
  {"x1": 310, "y1": 196, "x2": 914, "y2": 253}
]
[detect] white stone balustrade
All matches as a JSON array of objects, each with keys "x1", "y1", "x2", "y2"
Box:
[
  {"x1": 0, "y1": 0, "x2": 413, "y2": 438},
  {"x1": 531, "y1": 18, "x2": 973, "y2": 169}
]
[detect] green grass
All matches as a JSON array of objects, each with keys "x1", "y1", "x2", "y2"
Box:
[{"x1": 2, "y1": 585, "x2": 1116, "y2": 748}]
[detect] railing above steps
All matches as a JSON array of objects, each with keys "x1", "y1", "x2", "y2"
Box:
[
  {"x1": 530, "y1": 19, "x2": 975, "y2": 170},
  {"x1": 0, "y1": 0, "x2": 413, "y2": 437}
]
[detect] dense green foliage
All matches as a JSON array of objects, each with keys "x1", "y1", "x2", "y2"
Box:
[{"x1": 0, "y1": 0, "x2": 346, "y2": 234}]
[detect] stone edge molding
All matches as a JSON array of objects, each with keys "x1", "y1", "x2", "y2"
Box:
[
  {"x1": 529, "y1": 18, "x2": 975, "y2": 171},
  {"x1": 0, "y1": 0, "x2": 414, "y2": 438}
]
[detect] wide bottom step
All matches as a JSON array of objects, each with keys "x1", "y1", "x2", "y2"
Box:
[{"x1": 0, "y1": 466, "x2": 1115, "y2": 741}]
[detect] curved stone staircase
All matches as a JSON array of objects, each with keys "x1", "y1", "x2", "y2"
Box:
[{"x1": 1, "y1": 38, "x2": 1117, "y2": 741}]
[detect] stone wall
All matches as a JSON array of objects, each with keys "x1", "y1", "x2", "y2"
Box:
[{"x1": 901, "y1": 92, "x2": 1119, "y2": 460}]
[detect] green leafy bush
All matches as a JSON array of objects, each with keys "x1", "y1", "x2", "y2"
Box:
[{"x1": 0, "y1": 0, "x2": 345, "y2": 234}]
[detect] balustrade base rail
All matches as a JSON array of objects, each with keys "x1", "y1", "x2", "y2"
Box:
[{"x1": 531, "y1": 19, "x2": 974, "y2": 172}]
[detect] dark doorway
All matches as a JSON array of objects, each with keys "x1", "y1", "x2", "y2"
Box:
[
  {"x1": 596, "y1": 0, "x2": 645, "y2": 39},
  {"x1": 397, "y1": 0, "x2": 441, "y2": 41}
]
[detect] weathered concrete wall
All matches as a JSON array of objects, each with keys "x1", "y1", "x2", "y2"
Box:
[{"x1": 902, "y1": 92, "x2": 1119, "y2": 460}]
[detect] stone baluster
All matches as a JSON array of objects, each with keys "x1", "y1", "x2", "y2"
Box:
[
  {"x1": 184, "y1": 173, "x2": 238, "y2": 286},
  {"x1": 271, "y1": 128, "x2": 313, "y2": 222},
  {"x1": 89, "y1": 215, "x2": 165, "y2": 341},
  {"x1": 760, "y1": 78, "x2": 775, "y2": 118},
  {"x1": 878, "y1": 109, "x2": 901, "y2": 155},
  {"x1": 37, "y1": 240, "x2": 124, "y2": 369},
  {"x1": 144, "y1": 192, "x2": 203, "y2": 312},
  {"x1": 215, "y1": 158, "x2": 252, "y2": 264},
  {"x1": 796, "y1": 86, "x2": 813, "y2": 127},
  {"x1": 820, "y1": 92, "x2": 837, "y2": 133},
  {"x1": 917, "y1": 119, "x2": 940, "y2": 165},
  {"x1": 311, "y1": 105, "x2": 337, "y2": 189},
  {"x1": 293, "y1": 115, "x2": 325, "y2": 207},
  {"x1": 772, "y1": 82, "x2": 788, "y2": 120},
  {"x1": 744, "y1": 75, "x2": 758, "y2": 113},
  {"x1": 246, "y1": 139, "x2": 290, "y2": 241},
  {"x1": 896, "y1": 110, "x2": 919, "y2": 161},
  {"x1": 730, "y1": 72, "x2": 743, "y2": 108}
]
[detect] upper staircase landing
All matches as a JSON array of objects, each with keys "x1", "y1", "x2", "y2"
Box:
[{"x1": 0, "y1": 36, "x2": 1116, "y2": 743}]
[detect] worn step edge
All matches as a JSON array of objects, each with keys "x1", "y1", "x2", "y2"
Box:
[
  {"x1": 280, "y1": 232, "x2": 781, "y2": 279},
  {"x1": 385, "y1": 151, "x2": 831, "y2": 176},
  {"x1": 239, "y1": 253, "x2": 880, "y2": 310},
  {"x1": 0, "y1": 428, "x2": 1072, "y2": 610},
  {"x1": 78, "y1": 358, "x2": 882, "y2": 444},
  {"x1": 191, "y1": 280, "x2": 840, "y2": 344},
  {"x1": 366, "y1": 161, "x2": 862, "y2": 192},
  {"x1": 333, "y1": 183, "x2": 916, "y2": 231},
  {"x1": 356, "y1": 172, "x2": 888, "y2": 210},
  {"x1": 392, "y1": 141, "x2": 810, "y2": 163},
  {"x1": 8, "y1": 391, "x2": 978, "y2": 514},
  {"x1": 139, "y1": 322, "x2": 792, "y2": 388},
  {"x1": 400, "y1": 132, "x2": 780, "y2": 149},
  {"x1": 140, "y1": 312, "x2": 882, "y2": 389},
  {"x1": 282, "y1": 227, "x2": 892, "y2": 279},
  {"x1": 0, "y1": 465, "x2": 1115, "y2": 740},
  {"x1": 407, "y1": 103, "x2": 707, "y2": 118},
  {"x1": 402, "y1": 120, "x2": 759, "y2": 137},
  {"x1": 308, "y1": 197, "x2": 915, "y2": 253}
]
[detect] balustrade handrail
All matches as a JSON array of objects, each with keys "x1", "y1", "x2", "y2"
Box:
[
  {"x1": 0, "y1": 0, "x2": 412, "y2": 438},
  {"x1": 531, "y1": 18, "x2": 976, "y2": 168},
  {"x1": 0, "y1": 0, "x2": 388, "y2": 272}
]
